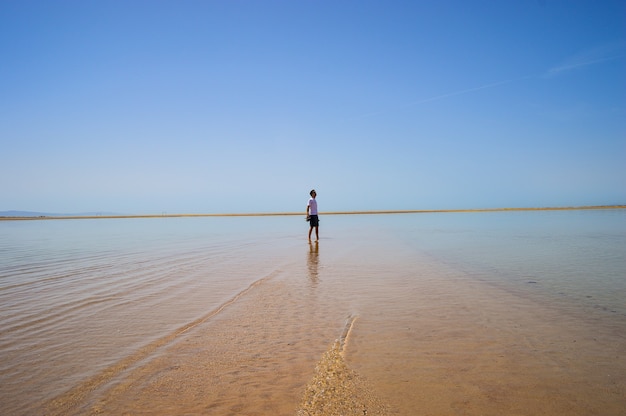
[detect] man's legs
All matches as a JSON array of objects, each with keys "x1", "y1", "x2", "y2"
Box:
[{"x1": 308, "y1": 216, "x2": 319, "y2": 241}]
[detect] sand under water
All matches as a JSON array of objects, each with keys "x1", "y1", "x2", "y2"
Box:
[
  {"x1": 1, "y1": 211, "x2": 625, "y2": 415},
  {"x1": 297, "y1": 339, "x2": 388, "y2": 416}
]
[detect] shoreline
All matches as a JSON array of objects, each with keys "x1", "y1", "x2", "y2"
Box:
[{"x1": 0, "y1": 204, "x2": 624, "y2": 221}]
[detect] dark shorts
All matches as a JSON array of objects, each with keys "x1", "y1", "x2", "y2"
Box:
[{"x1": 309, "y1": 215, "x2": 319, "y2": 227}]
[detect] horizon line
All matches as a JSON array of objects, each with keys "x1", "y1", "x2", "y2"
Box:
[{"x1": 1, "y1": 205, "x2": 624, "y2": 221}]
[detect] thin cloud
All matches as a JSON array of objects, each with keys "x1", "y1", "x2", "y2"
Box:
[
  {"x1": 348, "y1": 41, "x2": 625, "y2": 121},
  {"x1": 349, "y1": 77, "x2": 528, "y2": 121},
  {"x1": 544, "y1": 41, "x2": 626, "y2": 78},
  {"x1": 545, "y1": 55, "x2": 624, "y2": 77},
  {"x1": 401, "y1": 78, "x2": 525, "y2": 107}
]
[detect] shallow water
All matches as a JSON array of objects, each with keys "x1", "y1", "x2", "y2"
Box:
[{"x1": 0, "y1": 210, "x2": 624, "y2": 415}]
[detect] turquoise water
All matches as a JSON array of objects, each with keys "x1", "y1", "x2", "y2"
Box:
[{"x1": 0, "y1": 209, "x2": 624, "y2": 414}]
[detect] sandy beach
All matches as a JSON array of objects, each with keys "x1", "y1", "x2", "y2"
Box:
[
  {"x1": 1, "y1": 211, "x2": 624, "y2": 415},
  {"x1": 42, "y1": 241, "x2": 626, "y2": 415}
]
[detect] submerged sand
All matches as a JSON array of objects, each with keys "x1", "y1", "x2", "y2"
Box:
[
  {"x1": 2, "y1": 210, "x2": 623, "y2": 414},
  {"x1": 296, "y1": 341, "x2": 388, "y2": 416},
  {"x1": 40, "y1": 236, "x2": 625, "y2": 415}
]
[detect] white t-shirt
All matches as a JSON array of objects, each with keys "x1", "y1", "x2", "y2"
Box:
[{"x1": 308, "y1": 198, "x2": 318, "y2": 215}]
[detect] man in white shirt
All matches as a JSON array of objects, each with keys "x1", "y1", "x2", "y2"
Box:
[{"x1": 306, "y1": 189, "x2": 319, "y2": 241}]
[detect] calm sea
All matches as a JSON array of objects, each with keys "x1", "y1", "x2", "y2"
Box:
[{"x1": 1, "y1": 209, "x2": 624, "y2": 415}]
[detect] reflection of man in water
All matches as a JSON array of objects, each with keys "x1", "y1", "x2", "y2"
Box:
[
  {"x1": 308, "y1": 241, "x2": 319, "y2": 283},
  {"x1": 306, "y1": 189, "x2": 319, "y2": 241}
]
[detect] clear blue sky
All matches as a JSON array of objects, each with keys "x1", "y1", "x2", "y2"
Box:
[{"x1": 1, "y1": 0, "x2": 624, "y2": 214}]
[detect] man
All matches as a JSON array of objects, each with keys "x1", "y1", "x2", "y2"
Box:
[{"x1": 306, "y1": 189, "x2": 319, "y2": 241}]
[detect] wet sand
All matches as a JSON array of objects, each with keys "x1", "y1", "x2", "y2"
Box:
[
  {"x1": 346, "y1": 245, "x2": 626, "y2": 415},
  {"x1": 42, "y1": 236, "x2": 625, "y2": 415}
]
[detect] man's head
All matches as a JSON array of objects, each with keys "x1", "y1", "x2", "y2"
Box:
[{"x1": 310, "y1": 189, "x2": 316, "y2": 197}]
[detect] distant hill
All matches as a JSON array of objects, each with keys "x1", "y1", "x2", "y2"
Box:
[
  {"x1": 0, "y1": 211, "x2": 119, "y2": 217},
  {"x1": 1, "y1": 211, "x2": 58, "y2": 217}
]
